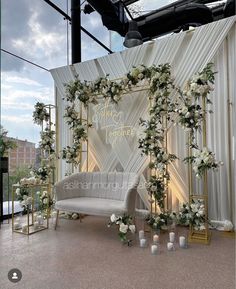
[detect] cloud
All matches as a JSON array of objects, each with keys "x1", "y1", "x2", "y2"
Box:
[
  {"x1": 1, "y1": 114, "x2": 41, "y2": 144},
  {"x1": 1, "y1": 0, "x2": 68, "y2": 72},
  {"x1": 3, "y1": 75, "x2": 42, "y2": 86}
]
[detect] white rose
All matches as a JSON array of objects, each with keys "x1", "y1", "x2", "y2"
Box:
[
  {"x1": 110, "y1": 214, "x2": 117, "y2": 223},
  {"x1": 190, "y1": 82, "x2": 198, "y2": 91},
  {"x1": 151, "y1": 185, "x2": 157, "y2": 191},
  {"x1": 43, "y1": 198, "x2": 48, "y2": 204},
  {"x1": 119, "y1": 223, "x2": 128, "y2": 234},
  {"x1": 129, "y1": 224, "x2": 136, "y2": 234},
  {"x1": 199, "y1": 225, "x2": 206, "y2": 230},
  {"x1": 131, "y1": 68, "x2": 139, "y2": 78},
  {"x1": 199, "y1": 210, "x2": 204, "y2": 216},
  {"x1": 223, "y1": 220, "x2": 233, "y2": 231},
  {"x1": 138, "y1": 73, "x2": 144, "y2": 79},
  {"x1": 15, "y1": 188, "x2": 21, "y2": 196}
]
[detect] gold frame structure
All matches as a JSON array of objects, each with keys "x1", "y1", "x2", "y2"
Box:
[
  {"x1": 79, "y1": 103, "x2": 89, "y2": 173},
  {"x1": 188, "y1": 94, "x2": 211, "y2": 244},
  {"x1": 41, "y1": 104, "x2": 57, "y2": 186},
  {"x1": 12, "y1": 183, "x2": 50, "y2": 235},
  {"x1": 148, "y1": 95, "x2": 170, "y2": 223}
]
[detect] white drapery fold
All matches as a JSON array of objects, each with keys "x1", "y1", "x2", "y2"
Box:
[{"x1": 50, "y1": 16, "x2": 236, "y2": 225}]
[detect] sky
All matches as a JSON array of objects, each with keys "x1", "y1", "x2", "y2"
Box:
[{"x1": 0, "y1": 0, "x2": 175, "y2": 145}]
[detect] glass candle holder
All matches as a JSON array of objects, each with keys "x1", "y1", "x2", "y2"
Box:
[
  {"x1": 140, "y1": 238, "x2": 147, "y2": 248},
  {"x1": 179, "y1": 236, "x2": 188, "y2": 249},
  {"x1": 167, "y1": 242, "x2": 175, "y2": 251}
]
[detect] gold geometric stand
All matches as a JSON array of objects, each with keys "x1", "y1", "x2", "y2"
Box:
[{"x1": 188, "y1": 226, "x2": 211, "y2": 245}]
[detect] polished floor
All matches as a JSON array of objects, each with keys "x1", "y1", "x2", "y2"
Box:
[{"x1": 0, "y1": 216, "x2": 235, "y2": 289}]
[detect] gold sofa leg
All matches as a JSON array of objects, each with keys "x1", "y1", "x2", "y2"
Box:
[{"x1": 54, "y1": 210, "x2": 59, "y2": 230}]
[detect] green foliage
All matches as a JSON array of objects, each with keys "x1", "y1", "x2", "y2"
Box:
[
  {"x1": 0, "y1": 126, "x2": 17, "y2": 157},
  {"x1": 3, "y1": 166, "x2": 31, "y2": 202}
]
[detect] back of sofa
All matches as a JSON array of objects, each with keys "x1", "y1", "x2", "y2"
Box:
[{"x1": 55, "y1": 172, "x2": 139, "y2": 201}]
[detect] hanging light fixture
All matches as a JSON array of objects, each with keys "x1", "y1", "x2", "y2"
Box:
[{"x1": 123, "y1": 20, "x2": 143, "y2": 48}]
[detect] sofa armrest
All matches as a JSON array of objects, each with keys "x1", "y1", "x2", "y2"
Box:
[{"x1": 124, "y1": 175, "x2": 140, "y2": 215}]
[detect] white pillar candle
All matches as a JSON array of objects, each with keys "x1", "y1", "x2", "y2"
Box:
[
  {"x1": 22, "y1": 224, "x2": 28, "y2": 233},
  {"x1": 34, "y1": 221, "x2": 39, "y2": 230},
  {"x1": 167, "y1": 242, "x2": 174, "y2": 251},
  {"x1": 140, "y1": 238, "x2": 147, "y2": 248},
  {"x1": 169, "y1": 232, "x2": 175, "y2": 243},
  {"x1": 153, "y1": 234, "x2": 159, "y2": 244},
  {"x1": 37, "y1": 216, "x2": 44, "y2": 225},
  {"x1": 139, "y1": 230, "x2": 145, "y2": 240},
  {"x1": 179, "y1": 236, "x2": 186, "y2": 248},
  {"x1": 15, "y1": 217, "x2": 21, "y2": 223},
  {"x1": 14, "y1": 222, "x2": 22, "y2": 230},
  {"x1": 151, "y1": 245, "x2": 158, "y2": 255}
]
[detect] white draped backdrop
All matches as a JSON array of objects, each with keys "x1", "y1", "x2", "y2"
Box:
[{"x1": 50, "y1": 16, "x2": 236, "y2": 226}]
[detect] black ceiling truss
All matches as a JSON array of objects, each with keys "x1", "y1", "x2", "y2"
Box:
[{"x1": 85, "y1": 0, "x2": 235, "y2": 41}]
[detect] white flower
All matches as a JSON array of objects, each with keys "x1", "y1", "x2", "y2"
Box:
[
  {"x1": 15, "y1": 188, "x2": 21, "y2": 196},
  {"x1": 110, "y1": 214, "x2": 117, "y2": 223},
  {"x1": 130, "y1": 67, "x2": 140, "y2": 78},
  {"x1": 198, "y1": 210, "x2": 204, "y2": 216},
  {"x1": 199, "y1": 224, "x2": 206, "y2": 230},
  {"x1": 43, "y1": 198, "x2": 48, "y2": 204},
  {"x1": 223, "y1": 220, "x2": 233, "y2": 231},
  {"x1": 72, "y1": 213, "x2": 79, "y2": 220},
  {"x1": 129, "y1": 224, "x2": 136, "y2": 234},
  {"x1": 162, "y1": 153, "x2": 169, "y2": 161},
  {"x1": 119, "y1": 223, "x2": 128, "y2": 234},
  {"x1": 138, "y1": 73, "x2": 144, "y2": 79}
]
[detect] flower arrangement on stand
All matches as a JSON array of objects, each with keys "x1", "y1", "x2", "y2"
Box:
[
  {"x1": 31, "y1": 165, "x2": 52, "y2": 183},
  {"x1": 108, "y1": 214, "x2": 136, "y2": 245},
  {"x1": 32, "y1": 102, "x2": 56, "y2": 223},
  {"x1": 62, "y1": 104, "x2": 89, "y2": 166},
  {"x1": 37, "y1": 190, "x2": 54, "y2": 215},
  {"x1": 32, "y1": 102, "x2": 50, "y2": 125},
  {"x1": 138, "y1": 64, "x2": 178, "y2": 225},
  {"x1": 178, "y1": 199, "x2": 207, "y2": 231},
  {"x1": 39, "y1": 126, "x2": 55, "y2": 155},
  {"x1": 15, "y1": 187, "x2": 32, "y2": 213},
  {"x1": 184, "y1": 147, "x2": 223, "y2": 178},
  {"x1": 145, "y1": 212, "x2": 174, "y2": 231},
  {"x1": 179, "y1": 63, "x2": 222, "y2": 244}
]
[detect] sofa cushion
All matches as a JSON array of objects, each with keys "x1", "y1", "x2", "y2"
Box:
[{"x1": 55, "y1": 197, "x2": 127, "y2": 217}]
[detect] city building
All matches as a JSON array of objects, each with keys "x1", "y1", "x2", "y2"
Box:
[{"x1": 7, "y1": 137, "x2": 36, "y2": 173}]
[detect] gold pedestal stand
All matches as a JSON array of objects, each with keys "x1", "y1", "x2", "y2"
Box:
[
  {"x1": 188, "y1": 94, "x2": 211, "y2": 244},
  {"x1": 12, "y1": 183, "x2": 50, "y2": 235}
]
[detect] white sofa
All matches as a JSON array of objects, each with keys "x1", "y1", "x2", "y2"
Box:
[{"x1": 54, "y1": 172, "x2": 140, "y2": 228}]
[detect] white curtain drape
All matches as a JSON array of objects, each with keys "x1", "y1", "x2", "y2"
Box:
[{"x1": 50, "y1": 16, "x2": 236, "y2": 226}]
